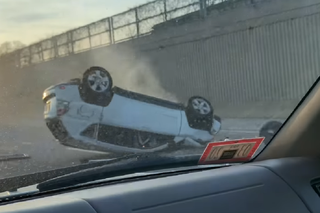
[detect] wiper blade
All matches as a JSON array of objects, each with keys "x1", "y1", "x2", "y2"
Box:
[{"x1": 37, "y1": 154, "x2": 228, "y2": 192}]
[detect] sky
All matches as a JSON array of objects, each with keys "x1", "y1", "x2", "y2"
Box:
[{"x1": 0, "y1": 0, "x2": 150, "y2": 45}]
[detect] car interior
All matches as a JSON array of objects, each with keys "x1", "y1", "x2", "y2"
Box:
[{"x1": 1, "y1": 78, "x2": 320, "y2": 212}]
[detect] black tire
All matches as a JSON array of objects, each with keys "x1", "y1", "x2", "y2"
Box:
[
  {"x1": 80, "y1": 66, "x2": 113, "y2": 106},
  {"x1": 186, "y1": 96, "x2": 213, "y2": 131},
  {"x1": 259, "y1": 121, "x2": 283, "y2": 142},
  {"x1": 82, "y1": 66, "x2": 113, "y2": 93},
  {"x1": 186, "y1": 96, "x2": 213, "y2": 118}
]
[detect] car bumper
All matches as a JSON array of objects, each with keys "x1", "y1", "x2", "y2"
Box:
[
  {"x1": 46, "y1": 118, "x2": 69, "y2": 142},
  {"x1": 45, "y1": 118, "x2": 103, "y2": 152}
]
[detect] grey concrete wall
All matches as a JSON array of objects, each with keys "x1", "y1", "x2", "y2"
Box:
[
  {"x1": 0, "y1": 0, "x2": 319, "y2": 122},
  {"x1": 136, "y1": 0, "x2": 320, "y2": 103}
]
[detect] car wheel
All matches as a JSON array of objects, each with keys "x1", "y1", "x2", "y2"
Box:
[
  {"x1": 259, "y1": 120, "x2": 283, "y2": 142},
  {"x1": 83, "y1": 66, "x2": 112, "y2": 93},
  {"x1": 80, "y1": 66, "x2": 113, "y2": 106},
  {"x1": 187, "y1": 96, "x2": 213, "y2": 117},
  {"x1": 186, "y1": 96, "x2": 214, "y2": 131}
]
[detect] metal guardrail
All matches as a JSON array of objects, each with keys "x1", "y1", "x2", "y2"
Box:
[{"x1": 0, "y1": 0, "x2": 231, "y2": 68}]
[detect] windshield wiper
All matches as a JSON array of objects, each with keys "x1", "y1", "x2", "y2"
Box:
[{"x1": 37, "y1": 154, "x2": 230, "y2": 192}]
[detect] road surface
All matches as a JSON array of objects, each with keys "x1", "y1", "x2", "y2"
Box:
[{"x1": 0, "y1": 118, "x2": 275, "y2": 179}]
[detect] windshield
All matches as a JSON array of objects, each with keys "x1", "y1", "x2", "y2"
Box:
[{"x1": 0, "y1": 0, "x2": 316, "y2": 195}]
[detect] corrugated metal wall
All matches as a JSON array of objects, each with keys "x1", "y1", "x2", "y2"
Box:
[{"x1": 146, "y1": 12, "x2": 320, "y2": 104}]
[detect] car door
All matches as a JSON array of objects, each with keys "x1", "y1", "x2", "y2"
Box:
[
  {"x1": 101, "y1": 94, "x2": 182, "y2": 136},
  {"x1": 62, "y1": 101, "x2": 103, "y2": 137}
]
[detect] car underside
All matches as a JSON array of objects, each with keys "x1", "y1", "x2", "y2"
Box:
[{"x1": 43, "y1": 67, "x2": 222, "y2": 154}]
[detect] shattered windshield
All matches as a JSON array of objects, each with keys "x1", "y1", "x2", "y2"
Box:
[{"x1": 0, "y1": 0, "x2": 317, "y2": 195}]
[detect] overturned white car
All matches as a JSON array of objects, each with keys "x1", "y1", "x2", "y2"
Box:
[{"x1": 43, "y1": 66, "x2": 221, "y2": 154}]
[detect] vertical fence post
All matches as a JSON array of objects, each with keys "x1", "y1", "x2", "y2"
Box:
[
  {"x1": 87, "y1": 26, "x2": 92, "y2": 49},
  {"x1": 199, "y1": 0, "x2": 207, "y2": 18},
  {"x1": 38, "y1": 44, "x2": 44, "y2": 62},
  {"x1": 68, "y1": 32, "x2": 74, "y2": 55},
  {"x1": 204, "y1": 0, "x2": 208, "y2": 17},
  {"x1": 135, "y1": 8, "x2": 140, "y2": 38},
  {"x1": 109, "y1": 17, "x2": 115, "y2": 44},
  {"x1": 163, "y1": 0, "x2": 168, "y2": 21},
  {"x1": 108, "y1": 18, "x2": 113, "y2": 44},
  {"x1": 53, "y1": 37, "x2": 59, "y2": 58}
]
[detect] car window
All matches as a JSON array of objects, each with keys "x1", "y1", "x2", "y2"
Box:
[{"x1": 0, "y1": 0, "x2": 317, "y2": 195}]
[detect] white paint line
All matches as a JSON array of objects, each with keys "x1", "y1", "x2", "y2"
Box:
[
  {"x1": 66, "y1": 147, "x2": 109, "y2": 155},
  {"x1": 87, "y1": 158, "x2": 117, "y2": 163}
]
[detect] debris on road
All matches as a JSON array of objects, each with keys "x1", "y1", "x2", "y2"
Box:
[{"x1": 0, "y1": 153, "x2": 30, "y2": 162}]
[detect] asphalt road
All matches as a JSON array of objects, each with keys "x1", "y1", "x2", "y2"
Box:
[
  {"x1": 0, "y1": 118, "x2": 269, "y2": 179},
  {"x1": 0, "y1": 123, "x2": 106, "y2": 178}
]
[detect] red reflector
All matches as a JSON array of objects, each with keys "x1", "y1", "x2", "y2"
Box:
[{"x1": 59, "y1": 86, "x2": 65, "y2": 89}]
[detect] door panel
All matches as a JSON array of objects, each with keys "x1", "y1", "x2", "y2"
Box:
[
  {"x1": 62, "y1": 102, "x2": 103, "y2": 138},
  {"x1": 67, "y1": 102, "x2": 103, "y2": 122},
  {"x1": 101, "y1": 95, "x2": 182, "y2": 135}
]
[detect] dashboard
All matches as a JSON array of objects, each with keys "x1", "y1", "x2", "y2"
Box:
[{"x1": 0, "y1": 157, "x2": 319, "y2": 213}]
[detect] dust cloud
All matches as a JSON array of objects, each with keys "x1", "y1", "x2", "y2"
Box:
[
  {"x1": 90, "y1": 46, "x2": 179, "y2": 102},
  {"x1": 0, "y1": 45, "x2": 178, "y2": 125}
]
